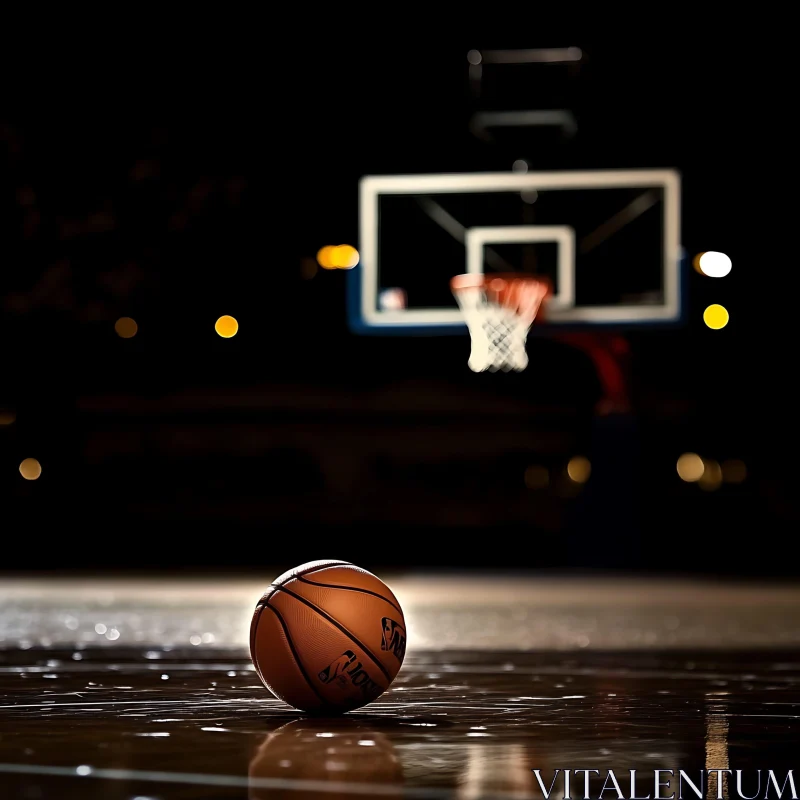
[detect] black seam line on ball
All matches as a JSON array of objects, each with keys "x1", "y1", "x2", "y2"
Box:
[
  {"x1": 264, "y1": 600, "x2": 328, "y2": 706},
  {"x1": 294, "y1": 560, "x2": 355, "y2": 579},
  {"x1": 295, "y1": 574, "x2": 403, "y2": 616},
  {"x1": 272, "y1": 584, "x2": 392, "y2": 684},
  {"x1": 273, "y1": 560, "x2": 355, "y2": 590},
  {"x1": 258, "y1": 586, "x2": 279, "y2": 606},
  {"x1": 262, "y1": 562, "x2": 354, "y2": 603}
]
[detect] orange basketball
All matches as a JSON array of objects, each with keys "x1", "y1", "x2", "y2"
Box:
[{"x1": 250, "y1": 560, "x2": 407, "y2": 713}]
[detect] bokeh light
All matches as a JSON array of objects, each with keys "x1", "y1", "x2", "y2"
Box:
[
  {"x1": 703, "y1": 304, "x2": 729, "y2": 330},
  {"x1": 19, "y1": 458, "x2": 42, "y2": 480},
  {"x1": 567, "y1": 456, "x2": 591, "y2": 483},
  {"x1": 332, "y1": 245, "x2": 359, "y2": 269},
  {"x1": 316, "y1": 245, "x2": 359, "y2": 270},
  {"x1": 114, "y1": 317, "x2": 138, "y2": 339},
  {"x1": 698, "y1": 459, "x2": 722, "y2": 491},
  {"x1": 524, "y1": 465, "x2": 549, "y2": 489},
  {"x1": 676, "y1": 453, "x2": 705, "y2": 482},
  {"x1": 379, "y1": 288, "x2": 407, "y2": 311},
  {"x1": 695, "y1": 251, "x2": 732, "y2": 278},
  {"x1": 0, "y1": 410, "x2": 16, "y2": 426},
  {"x1": 316, "y1": 246, "x2": 336, "y2": 269},
  {"x1": 215, "y1": 315, "x2": 239, "y2": 338},
  {"x1": 722, "y1": 459, "x2": 747, "y2": 483}
]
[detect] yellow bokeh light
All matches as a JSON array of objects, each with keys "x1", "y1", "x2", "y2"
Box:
[
  {"x1": 316, "y1": 245, "x2": 336, "y2": 269},
  {"x1": 722, "y1": 459, "x2": 747, "y2": 483},
  {"x1": 703, "y1": 304, "x2": 729, "y2": 329},
  {"x1": 0, "y1": 410, "x2": 16, "y2": 426},
  {"x1": 19, "y1": 458, "x2": 42, "y2": 480},
  {"x1": 215, "y1": 315, "x2": 239, "y2": 338},
  {"x1": 524, "y1": 465, "x2": 549, "y2": 489},
  {"x1": 698, "y1": 459, "x2": 722, "y2": 491},
  {"x1": 316, "y1": 245, "x2": 359, "y2": 270},
  {"x1": 567, "y1": 456, "x2": 591, "y2": 483},
  {"x1": 676, "y1": 452, "x2": 704, "y2": 482},
  {"x1": 692, "y1": 252, "x2": 706, "y2": 274},
  {"x1": 115, "y1": 317, "x2": 138, "y2": 338},
  {"x1": 332, "y1": 245, "x2": 359, "y2": 269}
]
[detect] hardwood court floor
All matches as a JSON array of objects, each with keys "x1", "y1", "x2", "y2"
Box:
[{"x1": 1, "y1": 573, "x2": 799, "y2": 799}]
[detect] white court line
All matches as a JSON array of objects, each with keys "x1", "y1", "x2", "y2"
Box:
[{"x1": 0, "y1": 762, "x2": 524, "y2": 798}]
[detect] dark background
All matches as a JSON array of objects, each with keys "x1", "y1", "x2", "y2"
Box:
[{"x1": 0, "y1": 37, "x2": 792, "y2": 575}]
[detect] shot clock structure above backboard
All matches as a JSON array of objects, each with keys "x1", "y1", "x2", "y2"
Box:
[{"x1": 347, "y1": 170, "x2": 684, "y2": 335}]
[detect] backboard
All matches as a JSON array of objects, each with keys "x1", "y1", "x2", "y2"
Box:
[{"x1": 347, "y1": 170, "x2": 683, "y2": 335}]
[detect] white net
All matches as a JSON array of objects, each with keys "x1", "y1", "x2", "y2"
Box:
[{"x1": 451, "y1": 276, "x2": 550, "y2": 373}]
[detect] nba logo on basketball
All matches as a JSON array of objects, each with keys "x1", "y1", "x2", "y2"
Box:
[
  {"x1": 318, "y1": 650, "x2": 356, "y2": 686},
  {"x1": 381, "y1": 617, "x2": 406, "y2": 661},
  {"x1": 317, "y1": 650, "x2": 383, "y2": 699}
]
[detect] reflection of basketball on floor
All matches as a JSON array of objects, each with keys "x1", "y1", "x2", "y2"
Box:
[
  {"x1": 248, "y1": 718, "x2": 404, "y2": 800},
  {"x1": 250, "y1": 560, "x2": 407, "y2": 714}
]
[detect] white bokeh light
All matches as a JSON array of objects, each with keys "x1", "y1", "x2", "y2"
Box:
[{"x1": 698, "y1": 251, "x2": 732, "y2": 277}]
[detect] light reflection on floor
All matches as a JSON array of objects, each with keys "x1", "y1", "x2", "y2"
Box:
[{"x1": 1, "y1": 574, "x2": 799, "y2": 799}]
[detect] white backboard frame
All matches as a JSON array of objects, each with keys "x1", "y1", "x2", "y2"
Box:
[{"x1": 350, "y1": 169, "x2": 681, "y2": 332}]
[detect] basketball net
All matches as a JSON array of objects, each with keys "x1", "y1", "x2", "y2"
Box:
[{"x1": 451, "y1": 274, "x2": 552, "y2": 372}]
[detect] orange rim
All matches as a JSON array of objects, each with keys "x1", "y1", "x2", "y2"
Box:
[{"x1": 450, "y1": 273, "x2": 553, "y2": 295}]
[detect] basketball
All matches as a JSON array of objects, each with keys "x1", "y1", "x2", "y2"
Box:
[{"x1": 250, "y1": 560, "x2": 407, "y2": 713}]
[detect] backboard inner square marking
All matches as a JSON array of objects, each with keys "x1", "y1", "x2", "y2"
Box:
[{"x1": 464, "y1": 225, "x2": 575, "y2": 311}]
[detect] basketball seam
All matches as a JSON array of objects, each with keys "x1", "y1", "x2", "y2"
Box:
[
  {"x1": 263, "y1": 599, "x2": 328, "y2": 707},
  {"x1": 296, "y1": 560, "x2": 354, "y2": 578},
  {"x1": 272, "y1": 584, "x2": 393, "y2": 684},
  {"x1": 257, "y1": 586, "x2": 278, "y2": 606},
  {"x1": 274, "y1": 560, "x2": 355, "y2": 588},
  {"x1": 295, "y1": 574, "x2": 403, "y2": 616}
]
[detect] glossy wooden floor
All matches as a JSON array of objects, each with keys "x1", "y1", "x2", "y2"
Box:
[{"x1": 1, "y1": 574, "x2": 799, "y2": 799}]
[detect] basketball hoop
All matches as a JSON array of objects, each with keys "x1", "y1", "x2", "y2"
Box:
[{"x1": 450, "y1": 273, "x2": 551, "y2": 372}]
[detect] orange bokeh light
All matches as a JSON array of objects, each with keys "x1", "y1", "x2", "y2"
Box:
[{"x1": 316, "y1": 245, "x2": 359, "y2": 270}]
